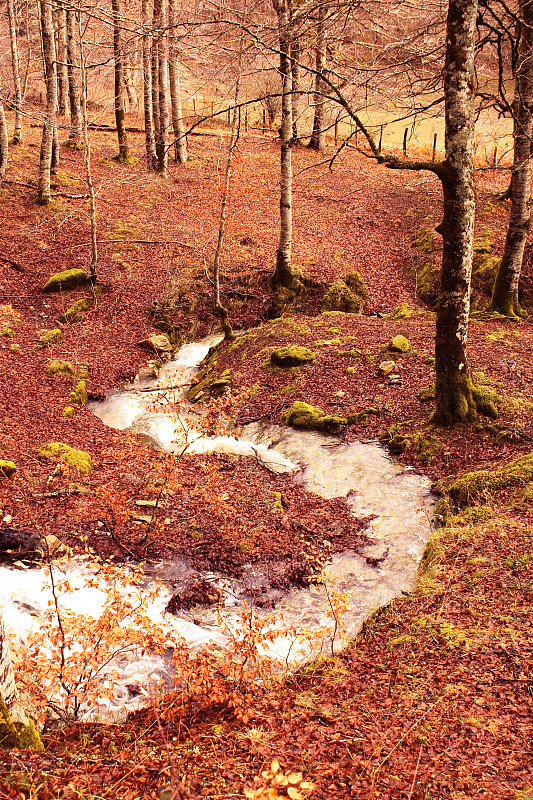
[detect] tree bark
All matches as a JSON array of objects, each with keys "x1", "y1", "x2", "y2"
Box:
[
  {"x1": 489, "y1": 0, "x2": 533, "y2": 318},
  {"x1": 153, "y1": 0, "x2": 169, "y2": 176},
  {"x1": 112, "y1": 0, "x2": 131, "y2": 162},
  {"x1": 0, "y1": 78, "x2": 8, "y2": 184},
  {"x1": 0, "y1": 609, "x2": 43, "y2": 750},
  {"x1": 271, "y1": 0, "x2": 300, "y2": 291},
  {"x1": 37, "y1": 0, "x2": 58, "y2": 205},
  {"x1": 142, "y1": 0, "x2": 157, "y2": 169},
  {"x1": 54, "y1": 0, "x2": 68, "y2": 116},
  {"x1": 168, "y1": 0, "x2": 187, "y2": 163},
  {"x1": 432, "y1": 0, "x2": 478, "y2": 425},
  {"x1": 308, "y1": 3, "x2": 326, "y2": 152},
  {"x1": 291, "y1": 36, "x2": 301, "y2": 142},
  {"x1": 65, "y1": 5, "x2": 82, "y2": 145},
  {"x1": 7, "y1": 0, "x2": 23, "y2": 143}
]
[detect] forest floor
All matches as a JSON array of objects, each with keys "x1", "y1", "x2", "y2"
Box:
[{"x1": 0, "y1": 111, "x2": 532, "y2": 799}]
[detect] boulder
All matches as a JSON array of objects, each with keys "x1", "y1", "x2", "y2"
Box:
[
  {"x1": 43, "y1": 269, "x2": 89, "y2": 293},
  {"x1": 58, "y1": 298, "x2": 92, "y2": 323},
  {"x1": 137, "y1": 333, "x2": 173, "y2": 356},
  {"x1": 389, "y1": 335, "x2": 410, "y2": 353},
  {"x1": 45, "y1": 359, "x2": 76, "y2": 377},
  {"x1": 38, "y1": 442, "x2": 92, "y2": 474},
  {"x1": 379, "y1": 360, "x2": 397, "y2": 377},
  {"x1": 321, "y1": 281, "x2": 364, "y2": 314},
  {"x1": 270, "y1": 346, "x2": 316, "y2": 367},
  {"x1": 37, "y1": 328, "x2": 62, "y2": 345},
  {"x1": 281, "y1": 401, "x2": 347, "y2": 434},
  {"x1": 0, "y1": 460, "x2": 16, "y2": 479},
  {"x1": 0, "y1": 528, "x2": 70, "y2": 564}
]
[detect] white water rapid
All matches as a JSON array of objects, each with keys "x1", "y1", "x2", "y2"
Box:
[{"x1": 0, "y1": 334, "x2": 434, "y2": 721}]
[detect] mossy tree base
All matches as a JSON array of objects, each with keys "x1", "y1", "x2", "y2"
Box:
[
  {"x1": 430, "y1": 374, "x2": 477, "y2": 426},
  {"x1": 0, "y1": 696, "x2": 43, "y2": 751}
]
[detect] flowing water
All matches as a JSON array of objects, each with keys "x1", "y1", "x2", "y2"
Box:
[{"x1": 0, "y1": 335, "x2": 434, "y2": 720}]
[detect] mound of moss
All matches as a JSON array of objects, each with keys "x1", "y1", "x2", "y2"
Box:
[
  {"x1": 389, "y1": 335, "x2": 411, "y2": 353},
  {"x1": 43, "y1": 269, "x2": 89, "y2": 293},
  {"x1": 38, "y1": 442, "x2": 92, "y2": 474},
  {"x1": 270, "y1": 346, "x2": 316, "y2": 367},
  {"x1": 472, "y1": 385, "x2": 499, "y2": 418},
  {"x1": 45, "y1": 359, "x2": 76, "y2": 377},
  {"x1": 58, "y1": 298, "x2": 92, "y2": 323},
  {"x1": 38, "y1": 328, "x2": 62, "y2": 345},
  {"x1": 281, "y1": 401, "x2": 347, "y2": 434},
  {"x1": 387, "y1": 303, "x2": 416, "y2": 320},
  {"x1": 321, "y1": 278, "x2": 365, "y2": 314},
  {"x1": 186, "y1": 368, "x2": 231, "y2": 403},
  {"x1": 445, "y1": 452, "x2": 533, "y2": 507},
  {"x1": 0, "y1": 460, "x2": 16, "y2": 479}
]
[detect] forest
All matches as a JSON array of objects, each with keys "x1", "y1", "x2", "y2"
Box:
[{"x1": 0, "y1": 0, "x2": 532, "y2": 797}]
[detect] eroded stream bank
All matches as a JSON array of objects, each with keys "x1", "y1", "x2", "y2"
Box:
[{"x1": 2, "y1": 335, "x2": 434, "y2": 720}]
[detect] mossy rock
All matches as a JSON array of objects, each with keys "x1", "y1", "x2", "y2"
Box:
[
  {"x1": 432, "y1": 497, "x2": 450, "y2": 528},
  {"x1": 473, "y1": 228, "x2": 493, "y2": 255},
  {"x1": 444, "y1": 452, "x2": 533, "y2": 507},
  {"x1": 389, "y1": 335, "x2": 410, "y2": 353},
  {"x1": 37, "y1": 328, "x2": 62, "y2": 345},
  {"x1": 62, "y1": 406, "x2": 76, "y2": 418},
  {"x1": 472, "y1": 385, "x2": 499, "y2": 418},
  {"x1": 58, "y1": 298, "x2": 92, "y2": 323},
  {"x1": 1, "y1": 328, "x2": 16, "y2": 338},
  {"x1": 321, "y1": 281, "x2": 364, "y2": 314},
  {"x1": 413, "y1": 260, "x2": 440, "y2": 304},
  {"x1": 69, "y1": 380, "x2": 88, "y2": 406},
  {"x1": 344, "y1": 270, "x2": 368, "y2": 302},
  {"x1": 45, "y1": 359, "x2": 76, "y2": 377},
  {"x1": 418, "y1": 383, "x2": 436, "y2": 402},
  {"x1": 0, "y1": 696, "x2": 43, "y2": 751},
  {"x1": 414, "y1": 225, "x2": 435, "y2": 254},
  {"x1": 39, "y1": 442, "x2": 92, "y2": 474},
  {"x1": 383, "y1": 429, "x2": 439, "y2": 464},
  {"x1": 137, "y1": 333, "x2": 173, "y2": 356},
  {"x1": 43, "y1": 269, "x2": 89, "y2": 293},
  {"x1": 472, "y1": 253, "x2": 501, "y2": 294},
  {"x1": 281, "y1": 401, "x2": 347, "y2": 434},
  {"x1": 0, "y1": 460, "x2": 16, "y2": 479},
  {"x1": 387, "y1": 303, "x2": 416, "y2": 320},
  {"x1": 186, "y1": 368, "x2": 231, "y2": 403},
  {"x1": 270, "y1": 346, "x2": 316, "y2": 367}
]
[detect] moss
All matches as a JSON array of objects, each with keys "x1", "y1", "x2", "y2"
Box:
[
  {"x1": 473, "y1": 227, "x2": 493, "y2": 254},
  {"x1": 344, "y1": 270, "x2": 368, "y2": 302},
  {"x1": 415, "y1": 260, "x2": 440, "y2": 303},
  {"x1": 43, "y1": 269, "x2": 89, "y2": 293},
  {"x1": 58, "y1": 298, "x2": 92, "y2": 323},
  {"x1": 39, "y1": 442, "x2": 92, "y2": 474},
  {"x1": 0, "y1": 696, "x2": 43, "y2": 751},
  {"x1": 444, "y1": 452, "x2": 533, "y2": 507},
  {"x1": 418, "y1": 384, "x2": 436, "y2": 402},
  {"x1": 186, "y1": 368, "x2": 231, "y2": 403},
  {"x1": 272, "y1": 491, "x2": 283, "y2": 511},
  {"x1": 389, "y1": 335, "x2": 410, "y2": 353},
  {"x1": 9, "y1": 344, "x2": 20, "y2": 353},
  {"x1": 1, "y1": 328, "x2": 16, "y2": 338},
  {"x1": 321, "y1": 280, "x2": 364, "y2": 314},
  {"x1": 472, "y1": 253, "x2": 501, "y2": 294},
  {"x1": 346, "y1": 366, "x2": 357, "y2": 375},
  {"x1": 472, "y1": 385, "x2": 499, "y2": 418},
  {"x1": 45, "y1": 359, "x2": 76, "y2": 377},
  {"x1": 314, "y1": 338, "x2": 342, "y2": 347},
  {"x1": 37, "y1": 328, "x2": 62, "y2": 345},
  {"x1": 281, "y1": 401, "x2": 347, "y2": 434},
  {"x1": 414, "y1": 225, "x2": 435, "y2": 253},
  {"x1": 69, "y1": 380, "x2": 88, "y2": 406},
  {"x1": 0, "y1": 460, "x2": 16, "y2": 479},
  {"x1": 382, "y1": 428, "x2": 439, "y2": 464},
  {"x1": 270, "y1": 346, "x2": 316, "y2": 367},
  {"x1": 62, "y1": 406, "x2": 76, "y2": 418},
  {"x1": 387, "y1": 303, "x2": 416, "y2": 320},
  {"x1": 432, "y1": 497, "x2": 450, "y2": 528}
]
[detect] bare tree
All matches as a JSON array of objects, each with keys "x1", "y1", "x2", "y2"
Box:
[
  {"x1": 7, "y1": 0, "x2": 23, "y2": 144},
  {"x1": 112, "y1": 0, "x2": 131, "y2": 162},
  {"x1": 37, "y1": 0, "x2": 58, "y2": 205},
  {"x1": 168, "y1": 0, "x2": 188, "y2": 163},
  {"x1": 54, "y1": 0, "x2": 69, "y2": 116},
  {"x1": 308, "y1": 1, "x2": 326, "y2": 151},
  {"x1": 153, "y1": 0, "x2": 169, "y2": 175},
  {"x1": 142, "y1": 0, "x2": 157, "y2": 169},
  {"x1": 0, "y1": 77, "x2": 8, "y2": 183},
  {"x1": 489, "y1": 0, "x2": 533, "y2": 318},
  {"x1": 66, "y1": 3, "x2": 82, "y2": 146}
]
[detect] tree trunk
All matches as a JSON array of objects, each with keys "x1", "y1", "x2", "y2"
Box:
[
  {"x1": 0, "y1": 609, "x2": 43, "y2": 750},
  {"x1": 153, "y1": 0, "x2": 169, "y2": 176},
  {"x1": 432, "y1": 0, "x2": 478, "y2": 425},
  {"x1": 54, "y1": 0, "x2": 68, "y2": 116},
  {"x1": 37, "y1": 0, "x2": 58, "y2": 205},
  {"x1": 65, "y1": 5, "x2": 82, "y2": 145},
  {"x1": 271, "y1": 0, "x2": 300, "y2": 291},
  {"x1": 291, "y1": 36, "x2": 301, "y2": 142},
  {"x1": 112, "y1": 0, "x2": 131, "y2": 162},
  {"x1": 168, "y1": 0, "x2": 187, "y2": 163},
  {"x1": 489, "y1": 0, "x2": 533, "y2": 318},
  {"x1": 142, "y1": 0, "x2": 156, "y2": 169},
  {"x1": 7, "y1": 0, "x2": 23, "y2": 143},
  {"x1": 151, "y1": 30, "x2": 160, "y2": 148},
  {"x1": 0, "y1": 79, "x2": 8, "y2": 183},
  {"x1": 308, "y1": 4, "x2": 326, "y2": 152}
]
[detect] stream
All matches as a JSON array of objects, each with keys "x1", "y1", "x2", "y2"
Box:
[{"x1": 0, "y1": 335, "x2": 434, "y2": 721}]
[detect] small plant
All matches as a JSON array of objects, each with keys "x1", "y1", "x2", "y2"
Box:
[{"x1": 244, "y1": 759, "x2": 315, "y2": 800}]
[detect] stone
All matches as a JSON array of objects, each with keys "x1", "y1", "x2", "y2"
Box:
[
  {"x1": 270, "y1": 346, "x2": 316, "y2": 367},
  {"x1": 43, "y1": 269, "x2": 89, "y2": 293},
  {"x1": 37, "y1": 328, "x2": 62, "y2": 345},
  {"x1": 0, "y1": 461, "x2": 16, "y2": 479},
  {"x1": 69, "y1": 380, "x2": 88, "y2": 406},
  {"x1": 38, "y1": 442, "x2": 92, "y2": 474},
  {"x1": 281, "y1": 401, "x2": 347, "y2": 434},
  {"x1": 379, "y1": 360, "x2": 397, "y2": 377},
  {"x1": 0, "y1": 526, "x2": 42, "y2": 563},
  {"x1": 58, "y1": 298, "x2": 92, "y2": 323},
  {"x1": 389, "y1": 335, "x2": 410, "y2": 353},
  {"x1": 321, "y1": 281, "x2": 364, "y2": 314},
  {"x1": 387, "y1": 303, "x2": 416, "y2": 320},
  {"x1": 45, "y1": 359, "x2": 76, "y2": 377},
  {"x1": 137, "y1": 333, "x2": 173, "y2": 356}
]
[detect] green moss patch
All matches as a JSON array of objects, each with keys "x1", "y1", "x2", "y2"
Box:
[
  {"x1": 472, "y1": 385, "x2": 499, "y2": 418},
  {"x1": 444, "y1": 452, "x2": 533, "y2": 507},
  {"x1": 37, "y1": 328, "x2": 62, "y2": 345},
  {"x1": 45, "y1": 359, "x2": 76, "y2": 377},
  {"x1": 58, "y1": 298, "x2": 93, "y2": 323},
  {"x1": 43, "y1": 269, "x2": 89, "y2": 293},
  {"x1": 69, "y1": 380, "x2": 88, "y2": 406},
  {"x1": 186, "y1": 368, "x2": 231, "y2": 403},
  {"x1": 387, "y1": 303, "x2": 417, "y2": 320},
  {"x1": 281, "y1": 401, "x2": 347, "y2": 434},
  {"x1": 321, "y1": 280, "x2": 365, "y2": 314},
  {"x1": 270, "y1": 346, "x2": 316, "y2": 367},
  {"x1": 1, "y1": 327, "x2": 16, "y2": 338},
  {"x1": 38, "y1": 442, "x2": 92, "y2": 474},
  {"x1": 389, "y1": 335, "x2": 410, "y2": 353}
]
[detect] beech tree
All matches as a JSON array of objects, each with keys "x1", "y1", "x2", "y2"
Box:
[
  {"x1": 7, "y1": 0, "x2": 23, "y2": 144},
  {"x1": 37, "y1": 0, "x2": 59, "y2": 205},
  {"x1": 142, "y1": 0, "x2": 157, "y2": 169},
  {"x1": 112, "y1": 0, "x2": 131, "y2": 162},
  {"x1": 66, "y1": 3, "x2": 83, "y2": 146},
  {"x1": 0, "y1": 78, "x2": 8, "y2": 184},
  {"x1": 489, "y1": 0, "x2": 533, "y2": 318}
]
